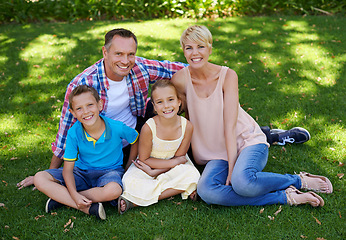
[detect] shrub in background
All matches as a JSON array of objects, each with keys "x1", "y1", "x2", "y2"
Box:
[{"x1": 0, "y1": 0, "x2": 344, "y2": 24}]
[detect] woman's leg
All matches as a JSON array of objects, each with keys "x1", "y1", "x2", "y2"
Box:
[
  {"x1": 197, "y1": 159, "x2": 287, "y2": 206},
  {"x1": 231, "y1": 144, "x2": 301, "y2": 197}
]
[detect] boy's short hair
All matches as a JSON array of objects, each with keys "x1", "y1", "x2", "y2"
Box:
[
  {"x1": 180, "y1": 25, "x2": 213, "y2": 49},
  {"x1": 104, "y1": 28, "x2": 138, "y2": 51},
  {"x1": 68, "y1": 85, "x2": 100, "y2": 110}
]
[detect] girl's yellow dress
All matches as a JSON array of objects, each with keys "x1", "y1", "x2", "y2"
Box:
[{"x1": 121, "y1": 116, "x2": 200, "y2": 206}]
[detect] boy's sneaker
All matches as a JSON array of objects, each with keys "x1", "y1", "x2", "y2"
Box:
[
  {"x1": 271, "y1": 127, "x2": 311, "y2": 145},
  {"x1": 45, "y1": 198, "x2": 64, "y2": 213},
  {"x1": 89, "y1": 202, "x2": 106, "y2": 220}
]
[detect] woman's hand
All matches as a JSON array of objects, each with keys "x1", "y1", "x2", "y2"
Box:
[{"x1": 225, "y1": 172, "x2": 232, "y2": 186}]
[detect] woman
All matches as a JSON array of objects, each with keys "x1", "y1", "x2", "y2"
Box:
[{"x1": 171, "y1": 25, "x2": 332, "y2": 207}]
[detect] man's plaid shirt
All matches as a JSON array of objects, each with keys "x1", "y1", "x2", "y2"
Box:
[{"x1": 52, "y1": 56, "x2": 187, "y2": 158}]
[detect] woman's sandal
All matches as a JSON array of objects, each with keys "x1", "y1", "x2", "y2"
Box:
[
  {"x1": 299, "y1": 172, "x2": 333, "y2": 194},
  {"x1": 285, "y1": 185, "x2": 324, "y2": 207},
  {"x1": 118, "y1": 196, "x2": 134, "y2": 215}
]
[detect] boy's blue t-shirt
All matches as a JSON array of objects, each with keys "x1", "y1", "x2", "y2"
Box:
[{"x1": 63, "y1": 115, "x2": 138, "y2": 170}]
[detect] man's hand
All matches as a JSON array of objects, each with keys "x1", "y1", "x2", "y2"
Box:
[{"x1": 17, "y1": 176, "x2": 36, "y2": 190}]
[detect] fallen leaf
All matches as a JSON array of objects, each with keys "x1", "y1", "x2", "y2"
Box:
[
  {"x1": 5, "y1": 225, "x2": 9, "y2": 229},
  {"x1": 10, "y1": 157, "x2": 18, "y2": 161},
  {"x1": 192, "y1": 206, "x2": 197, "y2": 211},
  {"x1": 281, "y1": 147, "x2": 286, "y2": 152},
  {"x1": 173, "y1": 201, "x2": 182, "y2": 205},
  {"x1": 12, "y1": 237, "x2": 19, "y2": 240},
  {"x1": 0, "y1": 203, "x2": 5, "y2": 207},
  {"x1": 316, "y1": 238, "x2": 326, "y2": 240},
  {"x1": 300, "y1": 235, "x2": 307, "y2": 239},
  {"x1": 339, "y1": 211, "x2": 342, "y2": 218},
  {"x1": 35, "y1": 215, "x2": 45, "y2": 220},
  {"x1": 338, "y1": 162, "x2": 344, "y2": 167},
  {"x1": 268, "y1": 215, "x2": 274, "y2": 221},
  {"x1": 250, "y1": 88, "x2": 256, "y2": 91},
  {"x1": 274, "y1": 206, "x2": 282, "y2": 216},
  {"x1": 140, "y1": 211, "x2": 147, "y2": 217},
  {"x1": 313, "y1": 216, "x2": 321, "y2": 225},
  {"x1": 259, "y1": 208, "x2": 264, "y2": 214},
  {"x1": 337, "y1": 173, "x2": 344, "y2": 179},
  {"x1": 70, "y1": 222, "x2": 74, "y2": 229},
  {"x1": 33, "y1": 65, "x2": 40, "y2": 68},
  {"x1": 51, "y1": 212, "x2": 57, "y2": 215},
  {"x1": 267, "y1": 82, "x2": 272, "y2": 85},
  {"x1": 63, "y1": 228, "x2": 70, "y2": 233},
  {"x1": 329, "y1": 147, "x2": 335, "y2": 151},
  {"x1": 2, "y1": 180, "x2": 8, "y2": 186},
  {"x1": 64, "y1": 219, "x2": 72, "y2": 228}
]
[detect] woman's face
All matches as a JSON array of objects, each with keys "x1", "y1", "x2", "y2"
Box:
[{"x1": 183, "y1": 40, "x2": 212, "y2": 68}]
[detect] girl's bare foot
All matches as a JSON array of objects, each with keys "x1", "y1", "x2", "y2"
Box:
[
  {"x1": 189, "y1": 190, "x2": 198, "y2": 201},
  {"x1": 118, "y1": 196, "x2": 135, "y2": 215}
]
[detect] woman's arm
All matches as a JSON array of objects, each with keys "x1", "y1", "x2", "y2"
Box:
[{"x1": 223, "y1": 69, "x2": 239, "y2": 185}]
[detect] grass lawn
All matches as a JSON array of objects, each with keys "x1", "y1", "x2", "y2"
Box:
[{"x1": 0, "y1": 16, "x2": 345, "y2": 239}]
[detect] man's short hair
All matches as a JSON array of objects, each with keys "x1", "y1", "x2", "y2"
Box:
[
  {"x1": 68, "y1": 85, "x2": 100, "y2": 110},
  {"x1": 104, "y1": 28, "x2": 138, "y2": 51}
]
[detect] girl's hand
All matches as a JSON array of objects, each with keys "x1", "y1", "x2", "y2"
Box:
[
  {"x1": 133, "y1": 159, "x2": 154, "y2": 175},
  {"x1": 174, "y1": 156, "x2": 187, "y2": 166}
]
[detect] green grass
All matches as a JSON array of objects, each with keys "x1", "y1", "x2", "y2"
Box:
[{"x1": 0, "y1": 16, "x2": 345, "y2": 239}]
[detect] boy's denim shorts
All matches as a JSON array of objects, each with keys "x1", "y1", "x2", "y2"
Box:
[{"x1": 45, "y1": 167, "x2": 124, "y2": 191}]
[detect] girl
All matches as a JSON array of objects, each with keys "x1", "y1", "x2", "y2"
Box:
[
  {"x1": 118, "y1": 79, "x2": 200, "y2": 214},
  {"x1": 171, "y1": 25, "x2": 332, "y2": 207}
]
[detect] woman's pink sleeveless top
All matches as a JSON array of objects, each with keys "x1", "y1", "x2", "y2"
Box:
[{"x1": 184, "y1": 66, "x2": 269, "y2": 165}]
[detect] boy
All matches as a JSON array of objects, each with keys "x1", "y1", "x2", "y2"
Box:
[{"x1": 34, "y1": 85, "x2": 139, "y2": 220}]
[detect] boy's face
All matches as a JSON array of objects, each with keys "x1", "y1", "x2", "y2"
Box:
[{"x1": 69, "y1": 92, "x2": 103, "y2": 127}]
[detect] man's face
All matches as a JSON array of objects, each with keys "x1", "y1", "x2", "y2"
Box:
[{"x1": 102, "y1": 36, "x2": 137, "y2": 81}]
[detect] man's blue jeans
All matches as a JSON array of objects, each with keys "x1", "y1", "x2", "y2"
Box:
[{"x1": 197, "y1": 144, "x2": 301, "y2": 206}]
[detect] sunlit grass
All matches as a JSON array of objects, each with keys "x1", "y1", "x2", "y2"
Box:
[{"x1": 0, "y1": 16, "x2": 345, "y2": 239}]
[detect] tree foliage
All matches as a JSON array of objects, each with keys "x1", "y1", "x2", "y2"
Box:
[{"x1": 0, "y1": 0, "x2": 344, "y2": 24}]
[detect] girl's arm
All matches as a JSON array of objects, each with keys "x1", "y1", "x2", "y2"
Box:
[
  {"x1": 223, "y1": 69, "x2": 239, "y2": 185},
  {"x1": 62, "y1": 161, "x2": 92, "y2": 209}
]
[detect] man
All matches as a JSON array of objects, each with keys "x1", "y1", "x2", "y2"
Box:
[{"x1": 17, "y1": 28, "x2": 310, "y2": 190}]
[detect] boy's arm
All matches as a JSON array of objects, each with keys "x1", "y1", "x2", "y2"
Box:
[
  {"x1": 62, "y1": 161, "x2": 92, "y2": 209},
  {"x1": 124, "y1": 141, "x2": 138, "y2": 171}
]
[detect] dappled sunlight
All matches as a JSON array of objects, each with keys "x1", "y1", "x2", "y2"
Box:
[{"x1": 20, "y1": 35, "x2": 77, "y2": 62}]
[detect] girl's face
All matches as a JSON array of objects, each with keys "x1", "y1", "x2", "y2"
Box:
[
  {"x1": 183, "y1": 40, "x2": 212, "y2": 68},
  {"x1": 152, "y1": 86, "x2": 181, "y2": 119}
]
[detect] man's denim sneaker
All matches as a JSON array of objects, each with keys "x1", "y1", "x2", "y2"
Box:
[
  {"x1": 45, "y1": 198, "x2": 64, "y2": 213},
  {"x1": 271, "y1": 127, "x2": 311, "y2": 145},
  {"x1": 89, "y1": 203, "x2": 106, "y2": 220}
]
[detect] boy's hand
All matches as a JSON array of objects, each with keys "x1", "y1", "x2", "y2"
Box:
[
  {"x1": 17, "y1": 176, "x2": 36, "y2": 190},
  {"x1": 72, "y1": 193, "x2": 92, "y2": 209}
]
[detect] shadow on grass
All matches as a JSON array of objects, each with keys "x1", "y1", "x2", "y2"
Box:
[{"x1": 0, "y1": 16, "x2": 344, "y2": 239}]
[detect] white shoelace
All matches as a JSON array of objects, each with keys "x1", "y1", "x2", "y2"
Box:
[{"x1": 277, "y1": 136, "x2": 295, "y2": 145}]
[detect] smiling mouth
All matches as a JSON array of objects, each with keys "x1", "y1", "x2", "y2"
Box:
[
  {"x1": 117, "y1": 65, "x2": 129, "y2": 69},
  {"x1": 191, "y1": 58, "x2": 202, "y2": 62},
  {"x1": 83, "y1": 115, "x2": 93, "y2": 120},
  {"x1": 163, "y1": 110, "x2": 174, "y2": 114}
]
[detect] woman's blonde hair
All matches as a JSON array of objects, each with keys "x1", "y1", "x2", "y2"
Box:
[{"x1": 180, "y1": 25, "x2": 213, "y2": 49}]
